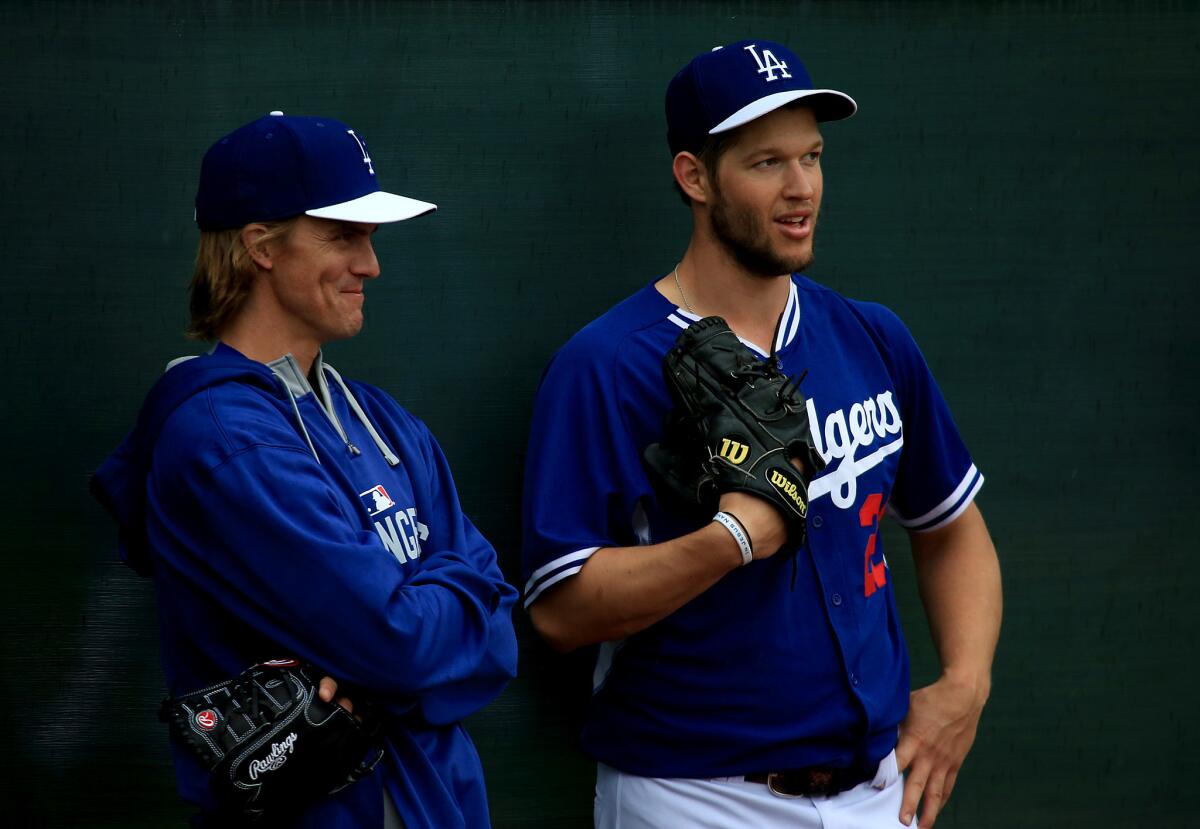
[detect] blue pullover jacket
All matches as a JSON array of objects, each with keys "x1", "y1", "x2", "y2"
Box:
[{"x1": 92, "y1": 343, "x2": 518, "y2": 828}]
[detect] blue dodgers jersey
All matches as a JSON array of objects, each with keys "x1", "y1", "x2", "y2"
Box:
[{"x1": 522, "y1": 276, "x2": 982, "y2": 778}]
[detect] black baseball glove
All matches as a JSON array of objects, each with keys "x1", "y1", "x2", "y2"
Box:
[
  {"x1": 159, "y1": 659, "x2": 383, "y2": 823},
  {"x1": 643, "y1": 316, "x2": 825, "y2": 547}
]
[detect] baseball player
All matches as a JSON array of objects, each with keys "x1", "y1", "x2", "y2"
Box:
[
  {"x1": 91, "y1": 112, "x2": 518, "y2": 828},
  {"x1": 522, "y1": 40, "x2": 1002, "y2": 828}
]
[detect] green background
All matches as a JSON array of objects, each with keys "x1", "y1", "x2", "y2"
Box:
[{"x1": 2, "y1": 1, "x2": 1197, "y2": 826}]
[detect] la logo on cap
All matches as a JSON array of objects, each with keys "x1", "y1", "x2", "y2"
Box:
[
  {"x1": 744, "y1": 43, "x2": 791, "y2": 81},
  {"x1": 194, "y1": 111, "x2": 438, "y2": 230},
  {"x1": 346, "y1": 130, "x2": 375, "y2": 175}
]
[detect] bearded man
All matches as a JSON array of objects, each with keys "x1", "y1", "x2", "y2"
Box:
[{"x1": 521, "y1": 41, "x2": 1001, "y2": 829}]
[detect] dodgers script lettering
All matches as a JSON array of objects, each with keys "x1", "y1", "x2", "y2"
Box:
[{"x1": 806, "y1": 390, "x2": 903, "y2": 509}]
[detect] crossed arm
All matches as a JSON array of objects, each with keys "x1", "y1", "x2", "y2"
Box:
[{"x1": 897, "y1": 501, "x2": 1002, "y2": 828}]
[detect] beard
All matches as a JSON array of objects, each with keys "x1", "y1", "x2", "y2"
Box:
[{"x1": 709, "y1": 195, "x2": 815, "y2": 277}]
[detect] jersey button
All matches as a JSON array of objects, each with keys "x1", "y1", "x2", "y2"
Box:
[
  {"x1": 850, "y1": 674, "x2": 860, "y2": 687},
  {"x1": 811, "y1": 515, "x2": 824, "y2": 528},
  {"x1": 831, "y1": 593, "x2": 843, "y2": 606}
]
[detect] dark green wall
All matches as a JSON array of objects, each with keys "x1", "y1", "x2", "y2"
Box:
[{"x1": 2, "y1": 1, "x2": 1196, "y2": 826}]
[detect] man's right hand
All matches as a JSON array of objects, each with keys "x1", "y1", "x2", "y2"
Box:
[
  {"x1": 716, "y1": 450, "x2": 815, "y2": 562},
  {"x1": 318, "y1": 676, "x2": 355, "y2": 715},
  {"x1": 530, "y1": 461, "x2": 812, "y2": 651},
  {"x1": 717, "y1": 490, "x2": 790, "y2": 561}
]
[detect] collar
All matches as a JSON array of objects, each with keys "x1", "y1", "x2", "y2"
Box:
[
  {"x1": 666, "y1": 277, "x2": 801, "y2": 357},
  {"x1": 266, "y1": 351, "x2": 334, "y2": 411}
]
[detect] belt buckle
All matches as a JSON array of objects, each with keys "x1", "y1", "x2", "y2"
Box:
[
  {"x1": 765, "y1": 772, "x2": 801, "y2": 799},
  {"x1": 765, "y1": 768, "x2": 837, "y2": 799}
]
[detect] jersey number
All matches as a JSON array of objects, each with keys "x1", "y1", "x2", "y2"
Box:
[{"x1": 859, "y1": 493, "x2": 888, "y2": 597}]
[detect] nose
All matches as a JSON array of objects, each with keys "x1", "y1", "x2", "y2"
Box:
[
  {"x1": 783, "y1": 160, "x2": 817, "y2": 201},
  {"x1": 355, "y1": 237, "x2": 381, "y2": 279}
]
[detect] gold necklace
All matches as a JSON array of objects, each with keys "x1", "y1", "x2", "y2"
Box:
[{"x1": 673, "y1": 263, "x2": 695, "y2": 313}]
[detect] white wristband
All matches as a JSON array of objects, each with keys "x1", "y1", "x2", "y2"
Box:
[{"x1": 712, "y1": 511, "x2": 753, "y2": 566}]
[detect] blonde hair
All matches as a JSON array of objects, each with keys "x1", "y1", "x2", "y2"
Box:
[{"x1": 186, "y1": 218, "x2": 298, "y2": 340}]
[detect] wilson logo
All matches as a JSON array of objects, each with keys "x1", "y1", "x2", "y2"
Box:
[
  {"x1": 718, "y1": 438, "x2": 750, "y2": 465},
  {"x1": 768, "y1": 469, "x2": 808, "y2": 516}
]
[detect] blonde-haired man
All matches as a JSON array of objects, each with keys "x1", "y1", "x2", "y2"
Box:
[{"x1": 93, "y1": 112, "x2": 517, "y2": 828}]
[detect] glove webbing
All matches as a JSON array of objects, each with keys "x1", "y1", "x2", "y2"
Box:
[{"x1": 159, "y1": 674, "x2": 299, "y2": 765}]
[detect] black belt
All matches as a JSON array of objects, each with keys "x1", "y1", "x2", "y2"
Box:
[{"x1": 744, "y1": 762, "x2": 875, "y2": 798}]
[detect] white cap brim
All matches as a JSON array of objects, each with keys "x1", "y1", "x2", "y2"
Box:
[
  {"x1": 710, "y1": 89, "x2": 858, "y2": 134},
  {"x1": 305, "y1": 190, "x2": 437, "y2": 224}
]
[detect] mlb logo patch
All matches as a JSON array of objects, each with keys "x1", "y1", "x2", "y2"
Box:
[{"x1": 359, "y1": 485, "x2": 395, "y2": 517}]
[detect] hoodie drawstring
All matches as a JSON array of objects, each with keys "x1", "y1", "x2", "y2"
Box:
[
  {"x1": 282, "y1": 383, "x2": 321, "y2": 464},
  {"x1": 322, "y1": 365, "x2": 402, "y2": 467}
]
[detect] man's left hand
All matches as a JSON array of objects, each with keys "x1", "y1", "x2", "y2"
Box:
[{"x1": 895, "y1": 673, "x2": 988, "y2": 828}]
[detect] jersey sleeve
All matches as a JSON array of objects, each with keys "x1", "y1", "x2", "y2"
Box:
[
  {"x1": 521, "y1": 337, "x2": 647, "y2": 608},
  {"x1": 149, "y1": 392, "x2": 516, "y2": 712},
  {"x1": 867, "y1": 305, "x2": 984, "y2": 532}
]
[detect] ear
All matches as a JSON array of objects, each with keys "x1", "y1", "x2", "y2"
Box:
[
  {"x1": 672, "y1": 152, "x2": 713, "y2": 205},
  {"x1": 241, "y1": 224, "x2": 275, "y2": 271}
]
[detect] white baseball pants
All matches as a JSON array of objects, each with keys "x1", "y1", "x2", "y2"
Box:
[{"x1": 595, "y1": 750, "x2": 916, "y2": 829}]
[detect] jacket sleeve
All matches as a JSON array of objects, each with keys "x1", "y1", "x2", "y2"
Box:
[
  {"x1": 147, "y1": 394, "x2": 516, "y2": 709},
  {"x1": 405, "y1": 418, "x2": 519, "y2": 724}
]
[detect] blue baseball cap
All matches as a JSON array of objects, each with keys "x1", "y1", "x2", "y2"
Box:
[
  {"x1": 666, "y1": 40, "x2": 857, "y2": 156},
  {"x1": 194, "y1": 112, "x2": 436, "y2": 231}
]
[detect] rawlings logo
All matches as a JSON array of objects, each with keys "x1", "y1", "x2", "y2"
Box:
[
  {"x1": 195, "y1": 710, "x2": 219, "y2": 731},
  {"x1": 768, "y1": 469, "x2": 808, "y2": 516},
  {"x1": 248, "y1": 732, "x2": 298, "y2": 780},
  {"x1": 718, "y1": 438, "x2": 750, "y2": 465}
]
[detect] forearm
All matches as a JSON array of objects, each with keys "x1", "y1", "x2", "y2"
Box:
[
  {"x1": 897, "y1": 503, "x2": 1002, "y2": 826},
  {"x1": 530, "y1": 521, "x2": 742, "y2": 652},
  {"x1": 909, "y1": 502, "x2": 1002, "y2": 696}
]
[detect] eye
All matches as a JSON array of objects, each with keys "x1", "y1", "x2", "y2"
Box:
[
  {"x1": 753, "y1": 157, "x2": 779, "y2": 169},
  {"x1": 803, "y1": 150, "x2": 822, "y2": 163}
]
